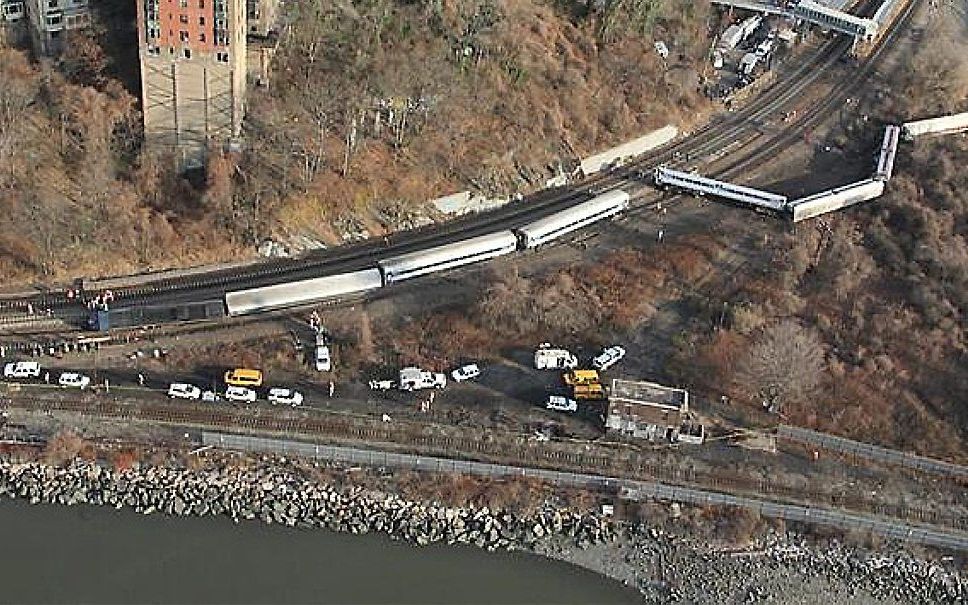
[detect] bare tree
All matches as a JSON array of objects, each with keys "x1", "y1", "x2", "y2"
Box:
[{"x1": 735, "y1": 320, "x2": 827, "y2": 413}]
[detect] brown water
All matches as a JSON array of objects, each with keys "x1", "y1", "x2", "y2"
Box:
[{"x1": 0, "y1": 499, "x2": 640, "y2": 604}]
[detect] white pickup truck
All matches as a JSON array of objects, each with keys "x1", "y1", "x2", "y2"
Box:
[{"x1": 398, "y1": 367, "x2": 446, "y2": 391}]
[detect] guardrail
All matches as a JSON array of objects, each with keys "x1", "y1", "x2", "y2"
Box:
[
  {"x1": 203, "y1": 431, "x2": 968, "y2": 552},
  {"x1": 777, "y1": 425, "x2": 968, "y2": 480}
]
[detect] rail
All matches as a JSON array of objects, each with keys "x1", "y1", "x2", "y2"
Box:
[
  {"x1": 202, "y1": 431, "x2": 968, "y2": 552},
  {"x1": 5, "y1": 392, "x2": 964, "y2": 531}
]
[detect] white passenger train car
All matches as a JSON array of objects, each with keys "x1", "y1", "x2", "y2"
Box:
[
  {"x1": 515, "y1": 190, "x2": 630, "y2": 249},
  {"x1": 377, "y1": 231, "x2": 518, "y2": 284},
  {"x1": 653, "y1": 166, "x2": 788, "y2": 211},
  {"x1": 901, "y1": 111, "x2": 968, "y2": 141},
  {"x1": 224, "y1": 269, "x2": 384, "y2": 316},
  {"x1": 874, "y1": 124, "x2": 900, "y2": 181},
  {"x1": 787, "y1": 179, "x2": 885, "y2": 223}
]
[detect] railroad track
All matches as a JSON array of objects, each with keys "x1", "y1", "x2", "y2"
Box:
[
  {"x1": 9, "y1": 388, "x2": 964, "y2": 531},
  {"x1": 1, "y1": 0, "x2": 914, "y2": 339}
]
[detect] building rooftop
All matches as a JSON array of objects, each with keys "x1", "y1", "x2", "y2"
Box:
[{"x1": 610, "y1": 379, "x2": 688, "y2": 411}]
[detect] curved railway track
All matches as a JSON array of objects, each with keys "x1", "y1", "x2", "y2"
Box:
[
  {"x1": 0, "y1": 20, "x2": 867, "y2": 316},
  {"x1": 0, "y1": 0, "x2": 916, "y2": 341}
]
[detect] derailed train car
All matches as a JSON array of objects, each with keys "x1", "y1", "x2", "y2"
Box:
[
  {"x1": 376, "y1": 231, "x2": 518, "y2": 285},
  {"x1": 218, "y1": 190, "x2": 632, "y2": 319},
  {"x1": 515, "y1": 190, "x2": 630, "y2": 248},
  {"x1": 88, "y1": 300, "x2": 225, "y2": 331},
  {"x1": 653, "y1": 166, "x2": 787, "y2": 212},
  {"x1": 223, "y1": 269, "x2": 383, "y2": 316},
  {"x1": 787, "y1": 179, "x2": 885, "y2": 223}
]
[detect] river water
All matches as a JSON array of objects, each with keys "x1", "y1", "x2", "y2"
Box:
[{"x1": 0, "y1": 499, "x2": 640, "y2": 604}]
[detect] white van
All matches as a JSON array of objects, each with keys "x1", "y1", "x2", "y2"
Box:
[
  {"x1": 398, "y1": 367, "x2": 446, "y2": 391},
  {"x1": 534, "y1": 344, "x2": 577, "y2": 370},
  {"x1": 3, "y1": 361, "x2": 41, "y2": 379}
]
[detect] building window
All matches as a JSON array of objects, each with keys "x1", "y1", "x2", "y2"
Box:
[
  {"x1": 199, "y1": 33, "x2": 205, "y2": 42},
  {"x1": 178, "y1": 14, "x2": 187, "y2": 23},
  {"x1": 198, "y1": 16, "x2": 204, "y2": 25},
  {"x1": 179, "y1": 0, "x2": 187, "y2": 7},
  {"x1": 198, "y1": 0, "x2": 204, "y2": 8},
  {"x1": 47, "y1": 0, "x2": 57, "y2": 8},
  {"x1": 183, "y1": 48, "x2": 191, "y2": 59},
  {"x1": 216, "y1": 51, "x2": 228, "y2": 62}
]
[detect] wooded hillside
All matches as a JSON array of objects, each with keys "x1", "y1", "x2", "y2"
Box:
[{"x1": 0, "y1": 0, "x2": 713, "y2": 284}]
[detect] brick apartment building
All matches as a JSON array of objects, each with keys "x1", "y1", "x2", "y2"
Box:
[
  {"x1": 1, "y1": 0, "x2": 89, "y2": 53},
  {"x1": 136, "y1": 0, "x2": 247, "y2": 168}
]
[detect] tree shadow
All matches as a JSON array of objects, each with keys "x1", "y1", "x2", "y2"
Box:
[{"x1": 88, "y1": 0, "x2": 141, "y2": 97}]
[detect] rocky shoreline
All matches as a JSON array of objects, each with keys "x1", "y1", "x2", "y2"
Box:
[
  {"x1": 0, "y1": 458, "x2": 616, "y2": 552},
  {"x1": 0, "y1": 457, "x2": 964, "y2": 604}
]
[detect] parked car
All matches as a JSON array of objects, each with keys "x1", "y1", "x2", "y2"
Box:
[
  {"x1": 450, "y1": 363, "x2": 481, "y2": 382},
  {"x1": 315, "y1": 333, "x2": 332, "y2": 372},
  {"x1": 3, "y1": 361, "x2": 41, "y2": 379},
  {"x1": 201, "y1": 390, "x2": 221, "y2": 402},
  {"x1": 545, "y1": 395, "x2": 578, "y2": 412},
  {"x1": 225, "y1": 386, "x2": 257, "y2": 403},
  {"x1": 267, "y1": 387, "x2": 303, "y2": 406},
  {"x1": 591, "y1": 345, "x2": 626, "y2": 371},
  {"x1": 168, "y1": 383, "x2": 201, "y2": 400},
  {"x1": 368, "y1": 380, "x2": 396, "y2": 391},
  {"x1": 57, "y1": 372, "x2": 91, "y2": 389}
]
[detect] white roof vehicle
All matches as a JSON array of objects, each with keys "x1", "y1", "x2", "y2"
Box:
[
  {"x1": 592, "y1": 345, "x2": 626, "y2": 371},
  {"x1": 546, "y1": 395, "x2": 578, "y2": 412},
  {"x1": 450, "y1": 364, "x2": 481, "y2": 382},
  {"x1": 268, "y1": 387, "x2": 304, "y2": 406},
  {"x1": 225, "y1": 386, "x2": 257, "y2": 403},
  {"x1": 3, "y1": 361, "x2": 41, "y2": 379},
  {"x1": 534, "y1": 344, "x2": 578, "y2": 370},
  {"x1": 398, "y1": 367, "x2": 447, "y2": 391},
  {"x1": 368, "y1": 379, "x2": 397, "y2": 391},
  {"x1": 315, "y1": 344, "x2": 331, "y2": 372},
  {"x1": 167, "y1": 383, "x2": 201, "y2": 400},
  {"x1": 58, "y1": 372, "x2": 91, "y2": 388}
]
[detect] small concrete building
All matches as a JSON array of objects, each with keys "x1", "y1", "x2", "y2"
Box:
[{"x1": 606, "y1": 379, "x2": 703, "y2": 444}]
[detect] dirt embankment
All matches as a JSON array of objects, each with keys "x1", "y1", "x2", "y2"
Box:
[{"x1": 0, "y1": 0, "x2": 714, "y2": 286}]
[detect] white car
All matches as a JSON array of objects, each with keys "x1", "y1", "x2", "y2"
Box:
[
  {"x1": 450, "y1": 364, "x2": 481, "y2": 382},
  {"x1": 546, "y1": 395, "x2": 578, "y2": 412},
  {"x1": 168, "y1": 383, "x2": 201, "y2": 400},
  {"x1": 315, "y1": 345, "x2": 331, "y2": 372},
  {"x1": 368, "y1": 380, "x2": 396, "y2": 391},
  {"x1": 58, "y1": 372, "x2": 91, "y2": 389},
  {"x1": 267, "y1": 387, "x2": 303, "y2": 406},
  {"x1": 225, "y1": 386, "x2": 257, "y2": 403},
  {"x1": 3, "y1": 361, "x2": 41, "y2": 379},
  {"x1": 591, "y1": 345, "x2": 626, "y2": 371},
  {"x1": 201, "y1": 390, "x2": 221, "y2": 402}
]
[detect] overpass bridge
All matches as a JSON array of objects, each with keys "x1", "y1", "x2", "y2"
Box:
[{"x1": 711, "y1": 0, "x2": 880, "y2": 41}]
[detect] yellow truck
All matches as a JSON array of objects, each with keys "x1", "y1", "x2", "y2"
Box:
[
  {"x1": 573, "y1": 382, "x2": 606, "y2": 401},
  {"x1": 563, "y1": 369, "x2": 600, "y2": 387}
]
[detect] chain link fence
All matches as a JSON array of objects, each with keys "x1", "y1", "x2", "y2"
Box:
[
  {"x1": 777, "y1": 425, "x2": 968, "y2": 480},
  {"x1": 203, "y1": 431, "x2": 968, "y2": 552}
]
